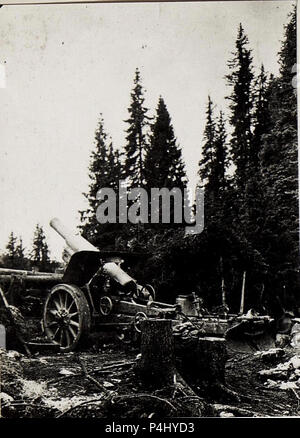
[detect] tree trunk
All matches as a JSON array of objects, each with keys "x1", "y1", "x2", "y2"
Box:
[
  {"x1": 175, "y1": 334, "x2": 227, "y2": 385},
  {"x1": 197, "y1": 337, "x2": 227, "y2": 383},
  {"x1": 136, "y1": 319, "x2": 175, "y2": 387}
]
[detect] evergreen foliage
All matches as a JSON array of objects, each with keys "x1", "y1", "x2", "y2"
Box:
[
  {"x1": 30, "y1": 224, "x2": 51, "y2": 271},
  {"x1": 79, "y1": 115, "x2": 124, "y2": 249},
  {"x1": 124, "y1": 68, "x2": 150, "y2": 187},
  {"x1": 78, "y1": 9, "x2": 298, "y2": 313},
  {"x1": 144, "y1": 97, "x2": 187, "y2": 190}
]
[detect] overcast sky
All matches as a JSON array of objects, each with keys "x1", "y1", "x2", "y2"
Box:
[{"x1": 0, "y1": 1, "x2": 296, "y2": 261}]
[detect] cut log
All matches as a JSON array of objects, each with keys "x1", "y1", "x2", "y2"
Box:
[
  {"x1": 175, "y1": 334, "x2": 227, "y2": 385},
  {"x1": 136, "y1": 319, "x2": 175, "y2": 387}
]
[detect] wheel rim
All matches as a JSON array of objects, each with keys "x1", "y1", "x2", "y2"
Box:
[
  {"x1": 99, "y1": 296, "x2": 113, "y2": 316},
  {"x1": 43, "y1": 285, "x2": 86, "y2": 351},
  {"x1": 145, "y1": 284, "x2": 156, "y2": 301},
  {"x1": 134, "y1": 312, "x2": 147, "y2": 333}
]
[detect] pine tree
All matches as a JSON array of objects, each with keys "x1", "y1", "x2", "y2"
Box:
[
  {"x1": 15, "y1": 238, "x2": 27, "y2": 270},
  {"x1": 211, "y1": 110, "x2": 228, "y2": 197},
  {"x1": 79, "y1": 115, "x2": 123, "y2": 248},
  {"x1": 278, "y1": 5, "x2": 296, "y2": 85},
  {"x1": 145, "y1": 97, "x2": 187, "y2": 189},
  {"x1": 251, "y1": 65, "x2": 270, "y2": 171},
  {"x1": 198, "y1": 96, "x2": 216, "y2": 187},
  {"x1": 196, "y1": 103, "x2": 238, "y2": 308},
  {"x1": 31, "y1": 224, "x2": 50, "y2": 271},
  {"x1": 259, "y1": 7, "x2": 298, "y2": 310},
  {"x1": 240, "y1": 65, "x2": 270, "y2": 249},
  {"x1": 226, "y1": 24, "x2": 254, "y2": 190},
  {"x1": 224, "y1": 25, "x2": 271, "y2": 309},
  {"x1": 198, "y1": 99, "x2": 229, "y2": 249},
  {"x1": 4, "y1": 232, "x2": 18, "y2": 268},
  {"x1": 142, "y1": 97, "x2": 187, "y2": 231},
  {"x1": 2, "y1": 234, "x2": 29, "y2": 269},
  {"x1": 124, "y1": 68, "x2": 150, "y2": 187},
  {"x1": 198, "y1": 99, "x2": 228, "y2": 217}
]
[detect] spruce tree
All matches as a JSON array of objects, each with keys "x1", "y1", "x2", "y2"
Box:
[
  {"x1": 197, "y1": 103, "x2": 236, "y2": 308},
  {"x1": 278, "y1": 5, "x2": 296, "y2": 85},
  {"x1": 198, "y1": 96, "x2": 216, "y2": 187},
  {"x1": 225, "y1": 25, "x2": 271, "y2": 309},
  {"x1": 5, "y1": 232, "x2": 18, "y2": 268},
  {"x1": 124, "y1": 68, "x2": 150, "y2": 187},
  {"x1": 259, "y1": 7, "x2": 298, "y2": 310},
  {"x1": 240, "y1": 65, "x2": 270, "y2": 249},
  {"x1": 198, "y1": 100, "x2": 228, "y2": 216},
  {"x1": 251, "y1": 65, "x2": 270, "y2": 171},
  {"x1": 31, "y1": 224, "x2": 50, "y2": 271},
  {"x1": 3, "y1": 234, "x2": 28, "y2": 269},
  {"x1": 226, "y1": 24, "x2": 254, "y2": 190},
  {"x1": 145, "y1": 97, "x2": 187, "y2": 189},
  {"x1": 15, "y1": 238, "x2": 27, "y2": 270},
  {"x1": 143, "y1": 97, "x2": 187, "y2": 229},
  {"x1": 79, "y1": 115, "x2": 123, "y2": 248},
  {"x1": 211, "y1": 110, "x2": 228, "y2": 197}
]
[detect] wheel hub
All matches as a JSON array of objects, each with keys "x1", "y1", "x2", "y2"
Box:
[{"x1": 56, "y1": 309, "x2": 70, "y2": 326}]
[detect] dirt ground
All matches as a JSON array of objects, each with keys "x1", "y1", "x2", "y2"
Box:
[
  {"x1": 1, "y1": 337, "x2": 300, "y2": 419},
  {"x1": 224, "y1": 346, "x2": 300, "y2": 417}
]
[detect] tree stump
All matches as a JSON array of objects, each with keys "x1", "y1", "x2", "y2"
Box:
[
  {"x1": 175, "y1": 334, "x2": 227, "y2": 385},
  {"x1": 196, "y1": 337, "x2": 227, "y2": 383},
  {"x1": 0, "y1": 306, "x2": 30, "y2": 352},
  {"x1": 136, "y1": 319, "x2": 175, "y2": 387}
]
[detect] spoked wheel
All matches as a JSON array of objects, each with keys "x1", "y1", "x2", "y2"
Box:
[{"x1": 43, "y1": 284, "x2": 91, "y2": 352}]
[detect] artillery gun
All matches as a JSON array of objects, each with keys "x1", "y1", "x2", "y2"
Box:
[
  {"x1": 41, "y1": 218, "x2": 181, "y2": 351},
  {"x1": 41, "y1": 219, "x2": 274, "y2": 351},
  {"x1": 0, "y1": 218, "x2": 275, "y2": 353}
]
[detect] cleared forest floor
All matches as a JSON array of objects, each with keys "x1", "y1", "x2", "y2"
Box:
[{"x1": 1, "y1": 339, "x2": 300, "y2": 419}]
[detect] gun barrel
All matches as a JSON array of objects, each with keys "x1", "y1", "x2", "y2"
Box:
[
  {"x1": 50, "y1": 218, "x2": 98, "y2": 253},
  {"x1": 50, "y1": 218, "x2": 139, "y2": 291},
  {"x1": 0, "y1": 267, "x2": 60, "y2": 277},
  {"x1": 0, "y1": 272, "x2": 63, "y2": 284},
  {"x1": 102, "y1": 262, "x2": 136, "y2": 287}
]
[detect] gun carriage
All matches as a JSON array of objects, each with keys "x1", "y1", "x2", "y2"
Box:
[{"x1": 0, "y1": 218, "x2": 275, "y2": 352}]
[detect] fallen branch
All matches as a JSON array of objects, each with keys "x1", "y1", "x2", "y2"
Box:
[
  {"x1": 56, "y1": 397, "x2": 104, "y2": 418},
  {"x1": 47, "y1": 360, "x2": 135, "y2": 385},
  {"x1": 112, "y1": 393, "x2": 177, "y2": 414},
  {"x1": 290, "y1": 388, "x2": 300, "y2": 411},
  {"x1": 212, "y1": 381, "x2": 242, "y2": 403},
  {"x1": 290, "y1": 387, "x2": 300, "y2": 400},
  {"x1": 78, "y1": 356, "x2": 110, "y2": 395},
  {"x1": 56, "y1": 393, "x2": 176, "y2": 418},
  {"x1": 47, "y1": 374, "x2": 83, "y2": 385},
  {"x1": 94, "y1": 360, "x2": 136, "y2": 373}
]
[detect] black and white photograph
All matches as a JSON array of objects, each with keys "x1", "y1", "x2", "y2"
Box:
[{"x1": 0, "y1": 0, "x2": 299, "y2": 422}]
